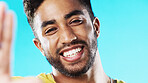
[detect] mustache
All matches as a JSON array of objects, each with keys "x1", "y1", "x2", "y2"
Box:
[{"x1": 56, "y1": 39, "x2": 88, "y2": 54}]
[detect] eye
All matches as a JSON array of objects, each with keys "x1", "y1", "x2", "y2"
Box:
[
  {"x1": 69, "y1": 18, "x2": 83, "y2": 26},
  {"x1": 45, "y1": 27, "x2": 58, "y2": 35}
]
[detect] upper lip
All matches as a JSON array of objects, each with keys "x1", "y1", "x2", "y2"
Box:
[{"x1": 59, "y1": 44, "x2": 84, "y2": 55}]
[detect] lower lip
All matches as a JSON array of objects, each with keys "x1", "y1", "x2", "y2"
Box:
[{"x1": 61, "y1": 48, "x2": 84, "y2": 62}]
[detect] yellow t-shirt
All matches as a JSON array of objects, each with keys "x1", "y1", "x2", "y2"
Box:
[
  {"x1": 13, "y1": 73, "x2": 125, "y2": 83},
  {"x1": 37, "y1": 73, "x2": 56, "y2": 83}
]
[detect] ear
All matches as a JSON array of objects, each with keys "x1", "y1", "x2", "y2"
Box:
[
  {"x1": 33, "y1": 38, "x2": 45, "y2": 56},
  {"x1": 93, "y1": 17, "x2": 100, "y2": 38}
]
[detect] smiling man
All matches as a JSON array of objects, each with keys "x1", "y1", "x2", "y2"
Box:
[
  {"x1": 23, "y1": 0, "x2": 124, "y2": 83},
  {"x1": 0, "y1": 0, "x2": 124, "y2": 83},
  {"x1": 31, "y1": 0, "x2": 99, "y2": 79}
]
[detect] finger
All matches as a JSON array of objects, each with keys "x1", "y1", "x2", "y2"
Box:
[
  {"x1": 0, "y1": 2, "x2": 6, "y2": 45},
  {"x1": 0, "y1": 11, "x2": 13, "y2": 75}
]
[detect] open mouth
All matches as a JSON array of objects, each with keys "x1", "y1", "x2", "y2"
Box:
[{"x1": 59, "y1": 46, "x2": 84, "y2": 62}]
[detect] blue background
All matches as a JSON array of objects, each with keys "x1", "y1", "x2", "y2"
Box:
[{"x1": 1, "y1": 0, "x2": 148, "y2": 83}]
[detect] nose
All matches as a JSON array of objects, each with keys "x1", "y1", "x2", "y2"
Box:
[{"x1": 60, "y1": 26, "x2": 77, "y2": 44}]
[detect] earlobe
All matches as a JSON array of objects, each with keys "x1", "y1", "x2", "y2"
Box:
[
  {"x1": 93, "y1": 17, "x2": 100, "y2": 38},
  {"x1": 33, "y1": 38, "x2": 44, "y2": 56}
]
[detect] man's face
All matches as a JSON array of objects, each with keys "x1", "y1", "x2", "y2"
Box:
[{"x1": 33, "y1": 0, "x2": 99, "y2": 77}]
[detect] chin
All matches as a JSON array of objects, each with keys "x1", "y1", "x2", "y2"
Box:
[{"x1": 60, "y1": 51, "x2": 96, "y2": 77}]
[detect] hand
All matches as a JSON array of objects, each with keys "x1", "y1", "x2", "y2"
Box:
[{"x1": 0, "y1": 2, "x2": 42, "y2": 83}]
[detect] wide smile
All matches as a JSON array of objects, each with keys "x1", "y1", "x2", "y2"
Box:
[{"x1": 59, "y1": 45, "x2": 84, "y2": 62}]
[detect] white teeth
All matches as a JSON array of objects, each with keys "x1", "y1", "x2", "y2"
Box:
[{"x1": 63, "y1": 47, "x2": 82, "y2": 57}]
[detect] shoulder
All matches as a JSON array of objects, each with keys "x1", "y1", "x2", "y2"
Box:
[{"x1": 37, "y1": 73, "x2": 56, "y2": 83}]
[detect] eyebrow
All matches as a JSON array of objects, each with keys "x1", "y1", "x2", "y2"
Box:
[
  {"x1": 64, "y1": 10, "x2": 84, "y2": 20},
  {"x1": 41, "y1": 10, "x2": 84, "y2": 28},
  {"x1": 41, "y1": 20, "x2": 56, "y2": 28}
]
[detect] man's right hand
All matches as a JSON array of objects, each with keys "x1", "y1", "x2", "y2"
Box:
[{"x1": 0, "y1": 2, "x2": 42, "y2": 83}]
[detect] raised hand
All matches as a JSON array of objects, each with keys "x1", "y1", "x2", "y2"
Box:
[{"x1": 0, "y1": 2, "x2": 42, "y2": 83}]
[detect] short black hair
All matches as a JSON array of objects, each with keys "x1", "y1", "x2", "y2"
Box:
[{"x1": 23, "y1": 0, "x2": 95, "y2": 38}]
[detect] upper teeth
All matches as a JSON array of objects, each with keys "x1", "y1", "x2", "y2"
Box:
[{"x1": 63, "y1": 47, "x2": 82, "y2": 57}]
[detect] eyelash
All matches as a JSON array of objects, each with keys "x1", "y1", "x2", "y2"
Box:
[
  {"x1": 45, "y1": 27, "x2": 57, "y2": 34},
  {"x1": 44, "y1": 18, "x2": 84, "y2": 35},
  {"x1": 72, "y1": 20, "x2": 82, "y2": 23},
  {"x1": 69, "y1": 19, "x2": 83, "y2": 25}
]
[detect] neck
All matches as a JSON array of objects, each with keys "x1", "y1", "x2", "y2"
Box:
[{"x1": 52, "y1": 50, "x2": 110, "y2": 83}]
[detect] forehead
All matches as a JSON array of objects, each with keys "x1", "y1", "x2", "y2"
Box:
[{"x1": 35, "y1": 0, "x2": 86, "y2": 21}]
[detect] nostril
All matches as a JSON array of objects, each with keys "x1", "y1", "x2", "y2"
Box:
[
  {"x1": 71, "y1": 36, "x2": 77, "y2": 42},
  {"x1": 61, "y1": 34, "x2": 78, "y2": 44},
  {"x1": 62, "y1": 36, "x2": 78, "y2": 46}
]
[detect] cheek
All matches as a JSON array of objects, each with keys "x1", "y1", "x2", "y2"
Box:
[
  {"x1": 41, "y1": 36, "x2": 59, "y2": 57},
  {"x1": 73, "y1": 23, "x2": 94, "y2": 41}
]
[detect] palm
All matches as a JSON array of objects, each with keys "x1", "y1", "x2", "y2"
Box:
[{"x1": 0, "y1": 2, "x2": 42, "y2": 83}]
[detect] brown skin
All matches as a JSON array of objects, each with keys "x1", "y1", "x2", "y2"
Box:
[
  {"x1": 33, "y1": 0, "x2": 110, "y2": 83},
  {"x1": 34, "y1": 0, "x2": 98, "y2": 77},
  {"x1": 0, "y1": 0, "x2": 110, "y2": 83}
]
